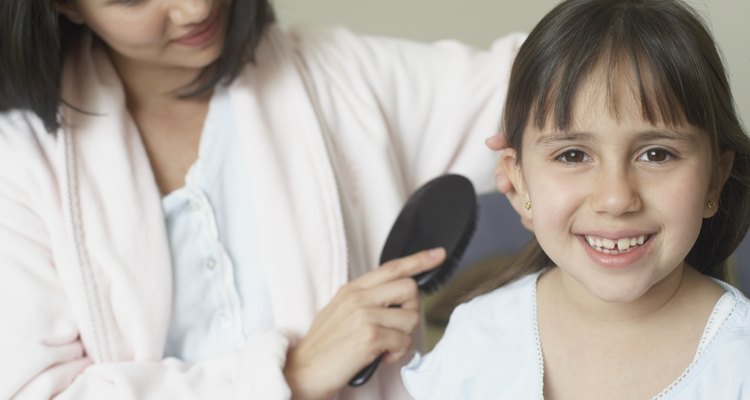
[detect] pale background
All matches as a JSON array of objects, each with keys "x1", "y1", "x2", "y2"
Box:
[
  {"x1": 274, "y1": 0, "x2": 750, "y2": 296},
  {"x1": 275, "y1": 0, "x2": 749, "y2": 132}
]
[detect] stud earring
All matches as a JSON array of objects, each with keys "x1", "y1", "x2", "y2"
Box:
[
  {"x1": 707, "y1": 200, "x2": 716, "y2": 209},
  {"x1": 524, "y1": 201, "x2": 532, "y2": 210}
]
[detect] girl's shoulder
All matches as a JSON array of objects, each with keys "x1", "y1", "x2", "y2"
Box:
[
  {"x1": 719, "y1": 283, "x2": 750, "y2": 352},
  {"x1": 434, "y1": 270, "x2": 542, "y2": 352},
  {"x1": 457, "y1": 270, "x2": 543, "y2": 320},
  {"x1": 665, "y1": 283, "x2": 750, "y2": 398},
  {"x1": 712, "y1": 280, "x2": 750, "y2": 334},
  {"x1": 401, "y1": 270, "x2": 545, "y2": 399}
]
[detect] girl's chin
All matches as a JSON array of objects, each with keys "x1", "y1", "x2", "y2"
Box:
[{"x1": 561, "y1": 270, "x2": 654, "y2": 304}]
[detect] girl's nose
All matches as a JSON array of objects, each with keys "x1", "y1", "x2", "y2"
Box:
[
  {"x1": 589, "y1": 165, "x2": 642, "y2": 216},
  {"x1": 169, "y1": 0, "x2": 212, "y2": 26}
]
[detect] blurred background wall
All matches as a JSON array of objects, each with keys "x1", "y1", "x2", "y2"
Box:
[
  {"x1": 274, "y1": 0, "x2": 750, "y2": 300},
  {"x1": 275, "y1": 0, "x2": 749, "y2": 135}
]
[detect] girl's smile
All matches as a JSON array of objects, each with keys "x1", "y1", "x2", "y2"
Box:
[{"x1": 577, "y1": 233, "x2": 654, "y2": 268}]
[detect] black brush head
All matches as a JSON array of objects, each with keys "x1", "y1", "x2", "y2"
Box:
[
  {"x1": 380, "y1": 174, "x2": 478, "y2": 293},
  {"x1": 348, "y1": 174, "x2": 478, "y2": 387}
]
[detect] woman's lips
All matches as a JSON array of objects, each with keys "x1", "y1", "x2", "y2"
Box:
[{"x1": 173, "y1": 10, "x2": 221, "y2": 47}]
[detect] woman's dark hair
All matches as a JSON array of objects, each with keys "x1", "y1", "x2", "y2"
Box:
[
  {"x1": 0, "y1": 0, "x2": 275, "y2": 133},
  {"x1": 471, "y1": 0, "x2": 750, "y2": 297}
]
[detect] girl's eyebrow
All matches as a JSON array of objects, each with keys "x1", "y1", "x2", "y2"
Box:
[
  {"x1": 634, "y1": 129, "x2": 699, "y2": 144},
  {"x1": 535, "y1": 131, "x2": 597, "y2": 147},
  {"x1": 534, "y1": 129, "x2": 698, "y2": 147}
]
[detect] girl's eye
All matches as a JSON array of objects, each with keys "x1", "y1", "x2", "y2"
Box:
[
  {"x1": 638, "y1": 148, "x2": 674, "y2": 163},
  {"x1": 555, "y1": 149, "x2": 591, "y2": 164}
]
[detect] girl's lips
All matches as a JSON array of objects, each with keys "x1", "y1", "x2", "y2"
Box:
[
  {"x1": 577, "y1": 233, "x2": 654, "y2": 268},
  {"x1": 173, "y1": 10, "x2": 221, "y2": 47}
]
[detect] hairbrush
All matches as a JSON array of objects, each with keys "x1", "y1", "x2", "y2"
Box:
[{"x1": 348, "y1": 173, "x2": 478, "y2": 387}]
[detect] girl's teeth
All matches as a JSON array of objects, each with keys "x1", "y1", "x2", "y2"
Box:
[{"x1": 585, "y1": 235, "x2": 647, "y2": 254}]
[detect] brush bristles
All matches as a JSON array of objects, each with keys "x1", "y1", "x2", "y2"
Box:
[{"x1": 416, "y1": 204, "x2": 478, "y2": 294}]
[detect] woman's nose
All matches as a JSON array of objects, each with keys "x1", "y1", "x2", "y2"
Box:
[
  {"x1": 589, "y1": 164, "x2": 642, "y2": 216},
  {"x1": 169, "y1": 0, "x2": 212, "y2": 26}
]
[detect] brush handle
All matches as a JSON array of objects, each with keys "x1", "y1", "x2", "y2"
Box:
[
  {"x1": 348, "y1": 300, "x2": 404, "y2": 386},
  {"x1": 349, "y1": 354, "x2": 384, "y2": 386},
  {"x1": 347, "y1": 175, "x2": 476, "y2": 388}
]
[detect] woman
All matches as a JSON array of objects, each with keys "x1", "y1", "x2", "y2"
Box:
[{"x1": 0, "y1": 0, "x2": 522, "y2": 398}]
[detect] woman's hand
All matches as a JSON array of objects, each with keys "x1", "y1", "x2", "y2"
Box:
[{"x1": 283, "y1": 248, "x2": 446, "y2": 400}]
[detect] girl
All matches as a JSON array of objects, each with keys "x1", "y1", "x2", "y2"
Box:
[
  {"x1": 403, "y1": 0, "x2": 750, "y2": 399},
  {"x1": 0, "y1": 0, "x2": 524, "y2": 398}
]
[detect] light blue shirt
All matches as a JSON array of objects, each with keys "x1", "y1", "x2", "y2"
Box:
[{"x1": 162, "y1": 88, "x2": 273, "y2": 362}]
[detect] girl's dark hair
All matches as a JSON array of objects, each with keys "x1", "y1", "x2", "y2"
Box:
[
  {"x1": 0, "y1": 0, "x2": 275, "y2": 133},
  {"x1": 472, "y1": 0, "x2": 750, "y2": 297}
]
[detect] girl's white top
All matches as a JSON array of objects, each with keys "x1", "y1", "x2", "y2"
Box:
[{"x1": 402, "y1": 270, "x2": 750, "y2": 399}]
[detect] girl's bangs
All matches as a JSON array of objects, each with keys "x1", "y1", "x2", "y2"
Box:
[{"x1": 532, "y1": 35, "x2": 708, "y2": 135}]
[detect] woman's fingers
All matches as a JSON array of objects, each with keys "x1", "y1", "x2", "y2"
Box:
[
  {"x1": 349, "y1": 247, "x2": 445, "y2": 290},
  {"x1": 348, "y1": 305, "x2": 422, "y2": 342},
  {"x1": 344, "y1": 277, "x2": 421, "y2": 312},
  {"x1": 350, "y1": 307, "x2": 422, "y2": 364},
  {"x1": 485, "y1": 132, "x2": 508, "y2": 150}
]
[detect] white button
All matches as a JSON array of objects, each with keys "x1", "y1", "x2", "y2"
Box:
[
  {"x1": 189, "y1": 200, "x2": 201, "y2": 212},
  {"x1": 205, "y1": 258, "x2": 217, "y2": 270}
]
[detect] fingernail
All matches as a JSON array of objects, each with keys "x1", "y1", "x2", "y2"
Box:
[{"x1": 428, "y1": 247, "x2": 445, "y2": 259}]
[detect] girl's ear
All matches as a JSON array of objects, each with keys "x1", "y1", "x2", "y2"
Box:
[
  {"x1": 499, "y1": 148, "x2": 533, "y2": 230},
  {"x1": 704, "y1": 150, "x2": 735, "y2": 218},
  {"x1": 55, "y1": 0, "x2": 85, "y2": 24}
]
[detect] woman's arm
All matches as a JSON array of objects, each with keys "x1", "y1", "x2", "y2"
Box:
[
  {"x1": 0, "y1": 115, "x2": 292, "y2": 400},
  {"x1": 289, "y1": 26, "x2": 525, "y2": 194}
]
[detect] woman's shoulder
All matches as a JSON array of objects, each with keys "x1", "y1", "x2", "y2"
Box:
[
  {"x1": 0, "y1": 110, "x2": 60, "y2": 224},
  {"x1": 0, "y1": 110, "x2": 55, "y2": 161},
  {"x1": 0, "y1": 109, "x2": 45, "y2": 133}
]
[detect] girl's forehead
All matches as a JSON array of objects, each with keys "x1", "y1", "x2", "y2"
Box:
[
  {"x1": 574, "y1": 72, "x2": 652, "y2": 123},
  {"x1": 530, "y1": 72, "x2": 705, "y2": 142},
  {"x1": 536, "y1": 61, "x2": 691, "y2": 134}
]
